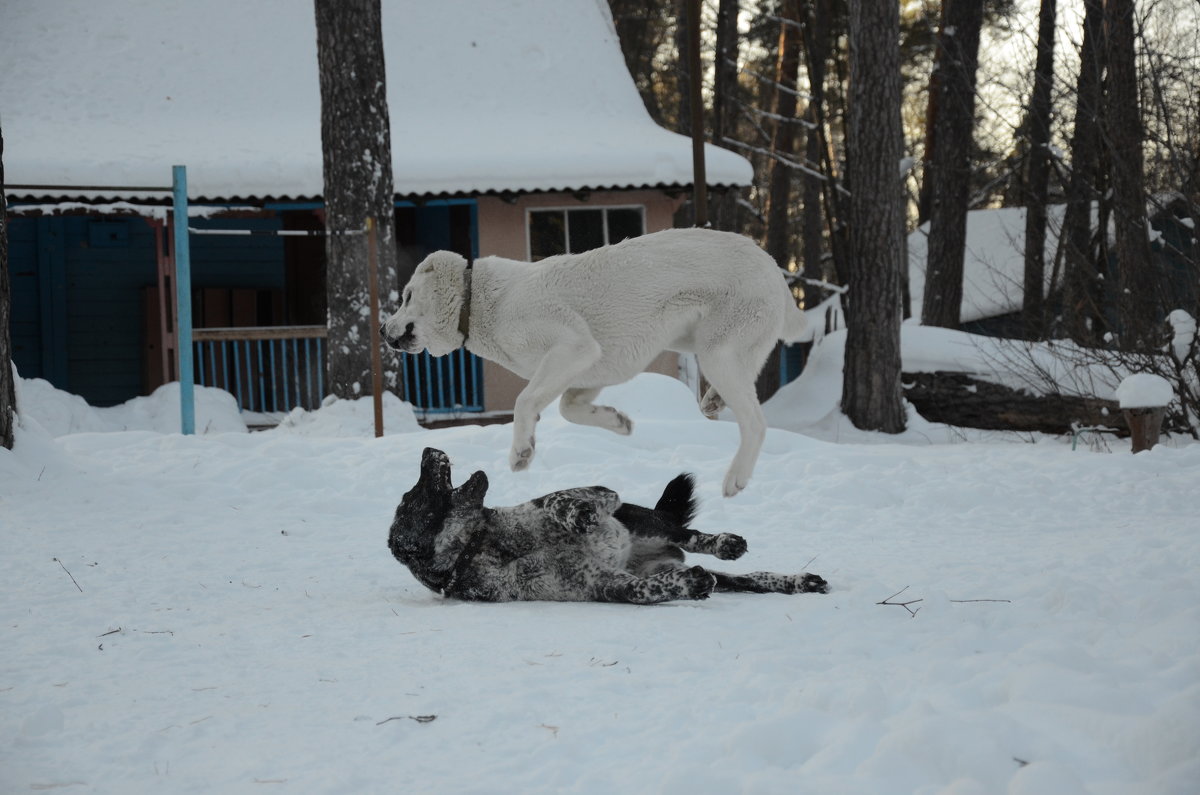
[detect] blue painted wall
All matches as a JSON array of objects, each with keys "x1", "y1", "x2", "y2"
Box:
[{"x1": 7, "y1": 213, "x2": 286, "y2": 407}]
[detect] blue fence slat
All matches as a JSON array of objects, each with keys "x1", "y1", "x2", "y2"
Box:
[
  {"x1": 190, "y1": 333, "x2": 484, "y2": 415},
  {"x1": 316, "y1": 338, "x2": 325, "y2": 401},
  {"x1": 254, "y1": 341, "x2": 265, "y2": 412}
]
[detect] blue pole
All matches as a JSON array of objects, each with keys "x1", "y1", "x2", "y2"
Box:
[{"x1": 172, "y1": 165, "x2": 196, "y2": 435}]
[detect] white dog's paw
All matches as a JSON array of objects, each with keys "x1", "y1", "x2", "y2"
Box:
[
  {"x1": 722, "y1": 468, "x2": 749, "y2": 498},
  {"x1": 700, "y1": 389, "x2": 725, "y2": 420},
  {"x1": 510, "y1": 441, "x2": 535, "y2": 472},
  {"x1": 607, "y1": 408, "x2": 633, "y2": 436}
]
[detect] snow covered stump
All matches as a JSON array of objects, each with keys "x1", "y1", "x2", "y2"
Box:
[{"x1": 1115, "y1": 373, "x2": 1174, "y2": 453}]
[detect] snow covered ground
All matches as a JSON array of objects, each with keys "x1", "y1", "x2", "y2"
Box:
[{"x1": 2, "y1": 351, "x2": 1198, "y2": 794}]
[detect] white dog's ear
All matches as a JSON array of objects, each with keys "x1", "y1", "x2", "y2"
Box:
[{"x1": 415, "y1": 250, "x2": 470, "y2": 357}]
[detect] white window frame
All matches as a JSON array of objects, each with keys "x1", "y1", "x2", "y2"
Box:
[{"x1": 524, "y1": 204, "x2": 646, "y2": 260}]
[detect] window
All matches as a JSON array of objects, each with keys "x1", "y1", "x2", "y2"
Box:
[{"x1": 528, "y1": 206, "x2": 644, "y2": 260}]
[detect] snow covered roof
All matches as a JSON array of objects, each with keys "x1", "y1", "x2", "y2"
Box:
[
  {"x1": 1, "y1": 0, "x2": 751, "y2": 203},
  {"x1": 908, "y1": 205, "x2": 1065, "y2": 324}
]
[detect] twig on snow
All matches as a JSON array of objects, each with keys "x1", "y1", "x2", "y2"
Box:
[
  {"x1": 876, "y1": 586, "x2": 923, "y2": 617},
  {"x1": 376, "y1": 714, "x2": 437, "y2": 726},
  {"x1": 53, "y1": 558, "x2": 83, "y2": 593}
]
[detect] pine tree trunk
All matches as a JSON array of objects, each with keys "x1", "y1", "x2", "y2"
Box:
[
  {"x1": 764, "y1": 1, "x2": 802, "y2": 269},
  {"x1": 710, "y1": 0, "x2": 741, "y2": 232},
  {"x1": 844, "y1": 0, "x2": 906, "y2": 433},
  {"x1": 673, "y1": 0, "x2": 694, "y2": 228},
  {"x1": 917, "y1": 0, "x2": 949, "y2": 226},
  {"x1": 314, "y1": 0, "x2": 400, "y2": 399},
  {"x1": 1062, "y1": 0, "x2": 1106, "y2": 345},
  {"x1": 1103, "y1": 0, "x2": 1156, "y2": 350},
  {"x1": 800, "y1": 0, "x2": 830, "y2": 292},
  {"x1": 1021, "y1": 0, "x2": 1057, "y2": 338},
  {"x1": 1, "y1": 124, "x2": 14, "y2": 450},
  {"x1": 921, "y1": 0, "x2": 984, "y2": 329}
]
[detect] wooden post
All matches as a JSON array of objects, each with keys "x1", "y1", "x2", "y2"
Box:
[
  {"x1": 366, "y1": 217, "x2": 384, "y2": 438},
  {"x1": 1123, "y1": 407, "x2": 1165, "y2": 453}
]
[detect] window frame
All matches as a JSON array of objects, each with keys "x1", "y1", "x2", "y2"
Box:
[{"x1": 524, "y1": 204, "x2": 646, "y2": 260}]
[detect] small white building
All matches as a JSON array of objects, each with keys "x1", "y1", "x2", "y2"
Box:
[{"x1": 3, "y1": 0, "x2": 751, "y2": 414}]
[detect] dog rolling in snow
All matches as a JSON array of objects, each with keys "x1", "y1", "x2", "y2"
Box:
[
  {"x1": 381, "y1": 228, "x2": 808, "y2": 497},
  {"x1": 387, "y1": 447, "x2": 828, "y2": 604}
]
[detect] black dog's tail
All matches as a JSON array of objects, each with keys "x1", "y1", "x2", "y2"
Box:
[{"x1": 654, "y1": 473, "x2": 699, "y2": 527}]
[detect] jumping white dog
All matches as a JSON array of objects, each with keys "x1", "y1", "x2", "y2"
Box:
[{"x1": 382, "y1": 228, "x2": 807, "y2": 497}]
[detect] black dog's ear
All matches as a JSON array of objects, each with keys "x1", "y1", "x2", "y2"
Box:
[{"x1": 454, "y1": 470, "x2": 488, "y2": 508}]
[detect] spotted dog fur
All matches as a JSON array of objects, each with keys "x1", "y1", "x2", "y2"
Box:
[{"x1": 387, "y1": 448, "x2": 828, "y2": 604}]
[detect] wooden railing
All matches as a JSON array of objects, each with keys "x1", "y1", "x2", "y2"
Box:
[
  {"x1": 192, "y1": 326, "x2": 327, "y2": 413},
  {"x1": 192, "y1": 326, "x2": 484, "y2": 415}
]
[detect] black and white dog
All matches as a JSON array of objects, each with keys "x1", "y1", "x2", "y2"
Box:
[{"x1": 387, "y1": 448, "x2": 828, "y2": 604}]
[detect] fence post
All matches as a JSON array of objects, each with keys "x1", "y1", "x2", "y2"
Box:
[
  {"x1": 172, "y1": 165, "x2": 195, "y2": 435},
  {"x1": 367, "y1": 217, "x2": 384, "y2": 438}
]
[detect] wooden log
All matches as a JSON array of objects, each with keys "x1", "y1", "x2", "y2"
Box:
[{"x1": 901, "y1": 371, "x2": 1127, "y2": 434}]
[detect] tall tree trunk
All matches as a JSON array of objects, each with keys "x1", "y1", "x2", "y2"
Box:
[
  {"x1": 800, "y1": 0, "x2": 830, "y2": 294},
  {"x1": 1021, "y1": 0, "x2": 1057, "y2": 338},
  {"x1": 1103, "y1": 0, "x2": 1156, "y2": 349},
  {"x1": 710, "y1": 0, "x2": 741, "y2": 232},
  {"x1": 674, "y1": 0, "x2": 694, "y2": 227},
  {"x1": 844, "y1": 0, "x2": 906, "y2": 433},
  {"x1": 921, "y1": 0, "x2": 984, "y2": 329},
  {"x1": 1062, "y1": 0, "x2": 1106, "y2": 345},
  {"x1": 0, "y1": 123, "x2": 13, "y2": 450},
  {"x1": 758, "y1": 1, "x2": 802, "y2": 401},
  {"x1": 765, "y1": 1, "x2": 803, "y2": 269},
  {"x1": 314, "y1": 0, "x2": 400, "y2": 399},
  {"x1": 917, "y1": 0, "x2": 950, "y2": 225}
]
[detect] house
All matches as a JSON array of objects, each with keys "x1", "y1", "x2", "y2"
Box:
[{"x1": 3, "y1": 0, "x2": 752, "y2": 414}]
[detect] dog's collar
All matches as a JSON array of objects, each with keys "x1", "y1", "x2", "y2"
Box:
[{"x1": 457, "y1": 260, "x2": 473, "y2": 345}]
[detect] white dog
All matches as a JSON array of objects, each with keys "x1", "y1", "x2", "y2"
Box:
[{"x1": 382, "y1": 228, "x2": 807, "y2": 497}]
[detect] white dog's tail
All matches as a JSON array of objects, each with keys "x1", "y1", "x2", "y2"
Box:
[{"x1": 780, "y1": 297, "x2": 809, "y2": 344}]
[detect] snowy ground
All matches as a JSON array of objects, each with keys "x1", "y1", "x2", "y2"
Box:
[{"x1": 2, "y1": 347, "x2": 1198, "y2": 794}]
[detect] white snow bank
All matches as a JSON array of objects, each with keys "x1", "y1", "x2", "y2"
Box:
[
  {"x1": 1167, "y1": 309, "x2": 1196, "y2": 364},
  {"x1": 16, "y1": 377, "x2": 247, "y2": 437},
  {"x1": 1115, "y1": 374, "x2": 1174, "y2": 409},
  {"x1": 270, "y1": 392, "x2": 422, "y2": 437}
]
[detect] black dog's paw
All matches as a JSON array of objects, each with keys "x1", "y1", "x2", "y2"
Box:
[
  {"x1": 797, "y1": 573, "x2": 828, "y2": 594},
  {"x1": 682, "y1": 566, "x2": 718, "y2": 600},
  {"x1": 713, "y1": 533, "x2": 748, "y2": 560}
]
